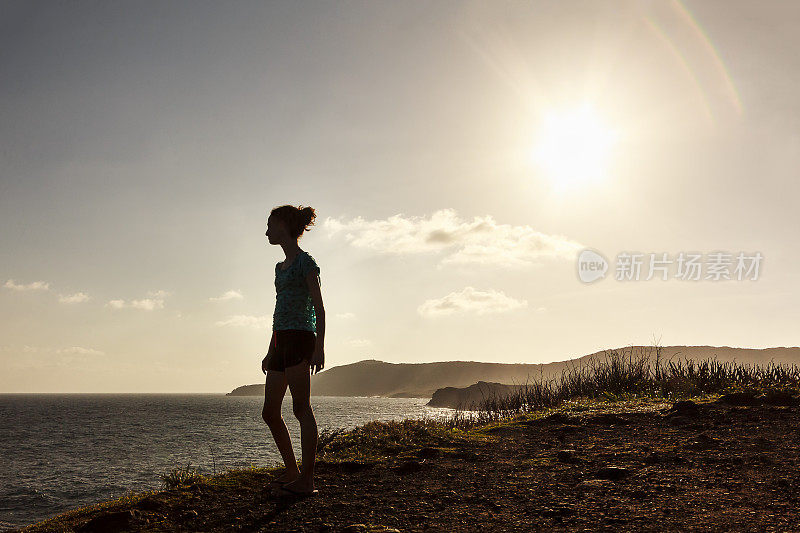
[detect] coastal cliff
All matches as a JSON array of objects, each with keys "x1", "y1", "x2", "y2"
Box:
[{"x1": 426, "y1": 380, "x2": 525, "y2": 409}]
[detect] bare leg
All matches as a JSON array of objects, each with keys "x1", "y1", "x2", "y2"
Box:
[
  {"x1": 282, "y1": 360, "x2": 317, "y2": 492},
  {"x1": 262, "y1": 369, "x2": 300, "y2": 482}
]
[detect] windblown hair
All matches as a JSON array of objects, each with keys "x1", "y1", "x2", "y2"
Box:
[{"x1": 271, "y1": 204, "x2": 317, "y2": 240}]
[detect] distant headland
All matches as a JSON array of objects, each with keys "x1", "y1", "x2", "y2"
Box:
[{"x1": 227, "y1": 345, "x2": 800, "y2": 408}]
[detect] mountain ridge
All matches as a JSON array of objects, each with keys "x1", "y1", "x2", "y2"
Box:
[{"x1": 227, "y1": 345, "x2": 800, "y2": 398}]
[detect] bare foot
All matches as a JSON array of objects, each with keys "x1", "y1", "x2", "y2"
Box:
[
  {"x1": 278, "y1": 477, "x2": 316, "y2": 495},
  {"x1": 270, "y1": 469, "x2": 301, "y2": 485}
]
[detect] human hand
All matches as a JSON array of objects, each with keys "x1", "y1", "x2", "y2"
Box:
[{"x1": 310, "y1": 345, "x2": 324, "y2": 375}]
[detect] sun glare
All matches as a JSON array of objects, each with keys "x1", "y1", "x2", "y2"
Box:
[{"x1": 531, "y1": 105, "x2": 619, "y2": 192}]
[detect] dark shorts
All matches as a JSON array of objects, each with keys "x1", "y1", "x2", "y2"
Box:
[{"x1": 266, "y1": 329, "x2": 316, "y2": 372}]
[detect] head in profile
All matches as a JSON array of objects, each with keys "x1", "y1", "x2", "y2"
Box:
[{"x1": 266, "y1": 205, "x2": 316, "y2": 246}]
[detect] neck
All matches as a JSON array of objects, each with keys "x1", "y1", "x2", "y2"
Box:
[{"x1": 280, "y1": 242, "x2": 301, "y2": 260}]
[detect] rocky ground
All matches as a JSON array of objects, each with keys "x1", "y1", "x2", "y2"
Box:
[{"x1": 16, "y1": 393, "x2": 800, "y2": 532}]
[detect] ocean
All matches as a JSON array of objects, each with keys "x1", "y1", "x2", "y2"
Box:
[{"x1": 0, "y1": 393, "x2": 453, "y2": 530}]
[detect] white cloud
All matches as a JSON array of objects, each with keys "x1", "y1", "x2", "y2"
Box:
[
  {"x1": 7, "y1": 345, "x2": 106, "y2": 369},
  {"x1": 107, "y1": 290, "x2": 169, "y2": 310},
  {"x1": 57, "y1": 346, "x2": 105, "y2": 356},
  {"x1": 209, "y1": 290, "x2": 244, "y2": 302},
  {"x1": 20, "y1": 345, "x2": 105, "y2": 355},
  {"x1": 4, "y1": 279, "x2": 50, "y2": 291},
  {"x1": 130, "y1": 298, "x2": 165, "y2": 311},
  {"x1": 417, "y1": 286, "x2": 528, "y2": 318},
  {"x1": 215, "y1": 314, "x2": 271, "y2": 329},
  {"x1": 323, "y1": 209, "x2": 584, "y2": 268},
  {"x1": 348, "y1": 338, "x2": 372, "y2": 347},
  {"x1": 336, "y1": 312, "x2": 356, "y2": 319},
  {"x1": 59, "y1": 292, "x2": 90, "y2": 303}
]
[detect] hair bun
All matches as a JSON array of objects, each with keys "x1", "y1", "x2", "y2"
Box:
[{"x1": 299, "y1": 205, "x2": 317, "y2": 229}]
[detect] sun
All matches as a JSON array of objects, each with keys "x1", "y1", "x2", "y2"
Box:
[{"x1": 530, "y1": 104, "x2": 619, "y2": 192}]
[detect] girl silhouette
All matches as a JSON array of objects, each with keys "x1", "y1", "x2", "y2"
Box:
[{"x1": 262, "y1": 204, "x2": 325, "y2": 497}]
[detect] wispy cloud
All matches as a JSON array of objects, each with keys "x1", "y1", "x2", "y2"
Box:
[
  {"x1": 20, "y1": 345, "x2": 105, "y2": 356},
  {"x1": 417, "y1": 286, "x2": 528, "y2": 317},
  {"x1": 106, "y1": 290, "x2": 169, "y2": 310},
  {"x1": 209, "y1": 290, "x2": 244, "y2": 302},
  {"x1": 8, "y1": 345, "x2": 106, "y2": 369},
  {"x1": 57, "y1": 346, "x2": 105, "y2": 356},
  {"x1": 336, "y1": 312, "x2": 356, "y2": 319},
  {"x1": 348, "y1": 338, "x2": 372, "y2": 347},
  {"x1": 215, "y1": 314, "x2": 271, "y2": 329},
  {"x1": 4, "y1": 279, "x2": 50, "y2": 291},
  {"x1": 323, "y1": 208, "x2": 584, "y2": 268},
  {"x1": 59, "y1": 292, "x2": 90, "y2": 304}
]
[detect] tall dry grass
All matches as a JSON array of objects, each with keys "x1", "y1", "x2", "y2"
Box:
[{"x1": 442, "y1": 344, "x2": 800, "y2": 426}]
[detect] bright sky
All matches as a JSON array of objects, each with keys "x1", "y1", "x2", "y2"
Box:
[{"x1": 1, "y1": 1, "x2": 798, "y2": 392}]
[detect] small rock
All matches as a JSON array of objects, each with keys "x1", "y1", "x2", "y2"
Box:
[
  {"x1": 416, "y1": 446, "x2": 440, "y2": 458},
  {"x1": 468, "y1": 494, "x2": 501, "y2": 510},
  {"x1": 76, "y1": 511, "x2": 132, "y2": 533},
  {"x1": 557, "y1": 449, "x2": 581, "y2": 464},
  {"x1": 543, "y1": 413, "x2": 573, "y2": 424},
  {"x1": 391, "y1": 459, "x2": 423, "y2": 475},
  {"x1": 668, "y1": 415, "x2": 690, "y2": 426},
  {"x1": 644, "y1": 452, "x2": 661, "y2": 464},
  {"x1": 719, "y1": 391, "x2": 763, "y2": 406},
  {"x1": 448, "y1": 449, "x2": 480, "y2": 461},
  {"x1": 578, "y1": 479, "x2": 614, "y2": 488},
  {"x1": 686, "y1": 431, "x2": 718, "y2": 450},
  {"x1": 596, "y1": 466, "x2": 630, "y2": 480},
  {"x1": 541, "y1": 505, "x2": 574, "y2": 517},
  {"x1": 341, "y1": 524, "x2": 368, "y2": 533},
  {"x1": 756, "y1": 454, "x2": 774, "y2": 465},
  {"x1": 134, "y1": 496, "x2": 164, "y2": 512},
  {"x1": 763, "y1": 390, "x2": 800, "y2": 406},
  {"x1": 665, "y1": 400, "x2": 700, "y2": 416}
]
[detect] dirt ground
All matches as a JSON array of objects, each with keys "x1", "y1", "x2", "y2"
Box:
[{"x1": 18, "y1": 395, "x2": 800, "y2": 532}]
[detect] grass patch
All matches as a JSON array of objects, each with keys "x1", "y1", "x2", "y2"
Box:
[
  {"x1": 159, "y1": 462, "x2": 209, "y2": 490},
  {"x1": 318, "y1": 417, "x2": 493, "y2": 462},
  {"x1": 451, "y1": 342, "x2": 800, "y2": 423}
]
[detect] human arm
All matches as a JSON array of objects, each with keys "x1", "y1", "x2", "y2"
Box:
[
  {"x1": 306, "y1": 271, "x2": 324, "y2": 374},
  {"x1": 303, "y1": 256, "x2": 325, "y2": 374}
]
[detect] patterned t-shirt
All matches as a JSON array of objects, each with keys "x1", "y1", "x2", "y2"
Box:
[{"x1": 273, "y1": 250, "x2": 321, "y2": 333}]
